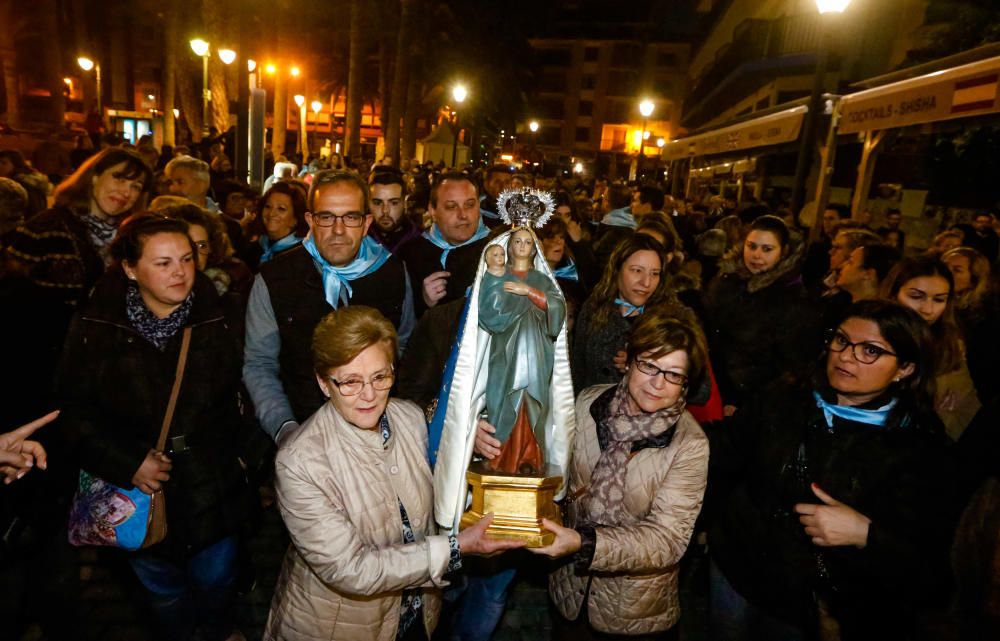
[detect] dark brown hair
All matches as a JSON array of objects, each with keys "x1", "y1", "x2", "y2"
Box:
[
  {"x1": 110, "y1": 212, "x2": 196, "y2": 267},
  {"x1": 626, "y1": 305, "x2": 709, "y2": 393},
  {"x1": 588, "y1": 234, "x2": 673, "y2": 330},
  {"x1": 54, "y1": 148, "x2": 152, "y2": 212}
]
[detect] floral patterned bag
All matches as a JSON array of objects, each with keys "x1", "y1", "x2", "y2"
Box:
[{"x1": 68, "y1": 328, "x2": 191, "y2": 550}]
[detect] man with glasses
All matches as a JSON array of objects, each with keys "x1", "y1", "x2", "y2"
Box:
[
  {"x1": 243, "y1": 170, "x2": 415, "y2": 443},
  {"x1": 367, "y1": 169, "x2": 420, "y2": 253},
  {"x1": 398, "y1": 172, "x2": 491, "y2": 318}
]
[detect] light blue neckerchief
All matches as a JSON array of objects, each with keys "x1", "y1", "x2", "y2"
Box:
[
  {"x1": 422, "y1": 219, "x2": 490, "y2": 268},
  {"x1": 614, "y1": 298, "x2": 644, "y2": 317},
  {"x1": 812, "y1": 391, "x2": 898, "y2": 431},
  {"x1": 553, "y1": 258, "x2": 578, "y2": 281},
  {"x1": 302, "y1": 235, "x2": 391, "y2": 308},
  {"x1": 258, "y1": 233, "x2": 301, "y2": 263}
]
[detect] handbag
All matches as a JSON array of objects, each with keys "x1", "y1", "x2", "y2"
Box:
[{"x1": 68, "y1": 327, "x2": 192, "y2": 550}]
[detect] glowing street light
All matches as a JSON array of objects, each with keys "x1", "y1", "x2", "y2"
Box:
[
  {"x1": 265, "y1": 63, "x2": 276, "y2": 75},
  {"x1": 529, "y1": 120, "x2": 539, "y2": 133},
  {"x1": 290, "y1": 66, "x2": 301, "y2": 78},
  {"x1": 247, "y1": 59, "x2": 257, "y2": 73},
  {"x1": 656, "y1": 137, "x2": 666, "y2": 148},
  {"x1": 311, "y1": 100, "x2": 323, "y2": 114},
  {"x1": 638, "y1": 98, "x2": 655, "y2": 159},
  {"x1": 816, "y1": 0, "x2": 850, "y2": 13},
  {"x1": 172, "y1": 108, "x2": 180, "y2": 119},
  {"x1": 639, "y1": 99, "x2": 655, "y2": 118},
  {"x1": 77, "y1": 57, "x2": 94, "y2": 71},
  {"x1": 218, "y1": 48, "x2": 237, "y2": 65},
  {"x1": 294, "y1": 94, "x2": 305, "y2": 107},
  {"x1": 77, "y1": 56, "x2": 102, "y2": 122},
  {"x1": 190, "y1": 38, "x2": 211, "y2": 137},
  {"x1": 189, "y1": 38, "x2": 209, "y2": 57},
  {"x1": 452, "y1": 84, "x2": 467, "y2": 104}
]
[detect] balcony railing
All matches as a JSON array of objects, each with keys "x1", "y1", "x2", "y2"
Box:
[{"x1": 686, "y1": 13, "x2": 823, "y2": 120}]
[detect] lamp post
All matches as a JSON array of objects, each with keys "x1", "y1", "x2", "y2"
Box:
[
  {"x1": 77, "y1": 57, "x2": 102, "y2": 126},
  {"x1": 451, "y1": 83, "x2": 467, "y2": 168},
  {"x1": 528, "y1": 120, "x2": 539, "y2": 166},
  {"x1": 790, "y1": 0, "x2": 851, "y2": 215},
  {"x1": 294, "y1": 94, "x2": 307, "y2": 158},
  {"x1": 638, "y1": 99, "x2": 654, "y2": 158},
  {"x1": 311, "y1": 100, "x2": 322, "y2": 157},
  {"x1": 190, "y1": 38, "x2": 211, "y2": 138}
]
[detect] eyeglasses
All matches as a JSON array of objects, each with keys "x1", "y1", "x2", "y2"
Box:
[
  {"x1": 327, "y1": 369, "x2": 395, "y2": 396},
  {"x1": 311, "y1": 211, "x2": 368, "y2": 227},
  {"x1": 828, "y1": 332, "x2": 897, "y2": 364},
  {"x1": 634, "y1": 359, "x2": 688, "y2": 386}
]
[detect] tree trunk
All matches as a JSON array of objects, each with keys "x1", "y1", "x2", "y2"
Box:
[
  {"x1": 344, "y1": 0, "x2": 365, "y2": 161},
  {"x1": 176, "y1": 57, "x2": 203, "y2": 143},
  {"x1": 39, "y1": 0, "x2": 64, "y2": 127},
  {"x1": 378, "y1": 32, "x2": 394, "y2": 144},
  {"x1": 385, "y1": 0, "x2": 415, "y2": 166},
  {"x1": 162, "y1": 0, "x2": 179, "y2": 146},
  {"x1": 202, "y1": 0, "x2": 230, "y2": 135},
  {"x1": 271, "y1": 0, "x2": 290, "y2": 158},
  {"x1": 401, "y1": 56, "x2": 421, "y2": 162},
  {"x1": 0, "y1": 1, "x2": 19, "y2": 127}
]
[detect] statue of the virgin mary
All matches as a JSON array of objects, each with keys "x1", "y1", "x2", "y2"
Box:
[{"x1": 432, "y1": 188, "x2": 576, "y2": 535}]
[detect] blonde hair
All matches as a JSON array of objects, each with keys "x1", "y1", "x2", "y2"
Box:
[{"x1": 312, "y1": 306, "x2": 397, "y2": 374}]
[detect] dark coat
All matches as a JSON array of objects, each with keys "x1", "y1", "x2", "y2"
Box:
[
  {"x1": 704, "y1": 246, "x2": 822, "y2": 406},
  {"x1": 397, "y1": 234, "x2": 489, "y2": 318},
  {"x1": 707, "y1": 384, "x2": 958, "y2": 640},
  {"x1": 56, "y1": 270, "x2": 251, "y2": 555}
]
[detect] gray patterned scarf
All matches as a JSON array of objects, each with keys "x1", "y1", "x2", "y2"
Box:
[
  {"x1": 581, "y1": 379, "x2": 685, "y2": 527},
  {"x1": 126, "y1": 282, "x2": 193, "y2": 351}
]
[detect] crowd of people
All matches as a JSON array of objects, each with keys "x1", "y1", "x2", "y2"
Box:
[{"x1": 1, "y1": 135, "x2": 999, "y2": 641}]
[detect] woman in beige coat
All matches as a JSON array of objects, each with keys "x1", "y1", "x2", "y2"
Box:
[
  {"x1": 264, "y1": 306, "x2": 521, "y2": 641},
  {"x1": 482, "y1": 308, "x2": 710, "y2": 639}
]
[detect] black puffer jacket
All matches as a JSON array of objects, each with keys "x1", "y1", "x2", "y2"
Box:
[
  {"x1": 704, "y1": 242, "x2": 821, "y2": 406},
  {"x1": 56, "y1": 270, "x2": 251, "y2": 555},
  {"x1": 707, "y1": 384, "x2": 958, "y2": 640}
]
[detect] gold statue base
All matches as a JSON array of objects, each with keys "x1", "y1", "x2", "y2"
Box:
[{"x1": 459, "y1": 461, "x2": 563, "y2": 548}]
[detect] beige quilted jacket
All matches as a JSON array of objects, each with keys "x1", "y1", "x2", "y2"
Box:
[
  {"x1": 549, "y1": 384, "x2": 709, "y2": 635},
  {"x1": 264, "y1": 399, "x2": 451, "y2": 641}
]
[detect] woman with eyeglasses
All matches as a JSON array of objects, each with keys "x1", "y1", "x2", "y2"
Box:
[
  {"x1": 707, "y1": 300, "x2": 957, "y2": 641},
  {"x1": 519, "y1": 308, "x2": 710, "y2": 639},
  {"x1": 264, "y1": 305, "x2": 522, "y2": 641}
]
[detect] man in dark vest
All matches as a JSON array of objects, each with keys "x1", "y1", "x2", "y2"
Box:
[
  {"x1": 397, "y1": 171, "x2": 492, "y2": 318},
  {"x1": 367, "y1": 168, "x2": 421, "y2": 253},
  {"x1": 243, "y1": 169, "x2": 415, "y2": 443}
]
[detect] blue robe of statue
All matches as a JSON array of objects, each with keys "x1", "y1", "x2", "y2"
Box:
[{"x1": 478, "y1": 268, "x2": 566, "y2": 455}]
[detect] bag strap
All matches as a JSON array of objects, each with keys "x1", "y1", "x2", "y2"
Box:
[{"x1": 155, "y1": 327, "x2": 192, "y2": 452}]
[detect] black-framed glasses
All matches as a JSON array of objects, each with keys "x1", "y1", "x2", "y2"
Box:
[
  {"x1": 327, "y1": 368, "x2": 395, "y2": 396},
  {"x1": 828, "y1": 332, "x2": 897, "y2": 364},
  {"x1": 311, "y1": 211, "x2": 368, "y2": 228},
  {"x1": 634, "y1": 359, "x2": 688, "y2": 386}
]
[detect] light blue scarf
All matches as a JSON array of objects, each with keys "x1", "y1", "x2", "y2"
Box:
[
  {"x1": 553, "y1": 259, "x2": 578, "y2": 281},
  {"x1": 601, "y1": 207, "x2": 636, "y2": 229},
  {"x1": 259, "y1": 233, "x2": 301, "y2": 263},
  {"x1": 614, "y1": 298, "x2": 644, "y2": 317},
  {"x1": 812, "y1": 391, "x2": 898, "y2": 431},
  {"x1": 422, "y1": 219, "x2": 490, "y2": 268},
  {"x1": 302, "y1": 235, "x2": 391, "y2": 308}
]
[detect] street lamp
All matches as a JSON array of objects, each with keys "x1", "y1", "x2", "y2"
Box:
[
  {"x1": 218, "y1": 48, "x2": 236, "y2": 65},
  {"x1": 77, "y1": 56, "x2": 102, "y2": 125},
  {"x1": 311, "y1": 101, "x2": 323, "y2": 156},
  {"x1": 451, "y1": 84, "x2": 467, "y2": 168},
  {"x1": 247, "y1": 59, "x2": 257, "y2": 73},
  {"x1": 638, "y1": 98, "x2": 655, "y2": 175},
  {"x1": 294, "y1": 95, "x2": 307, "y2": 157},
  {"x1": 791, "y1": 0, "x2": 851, "y2": 214},
  {"x1": 290, "y1": 66, "x2": 301, "y2": 78},
  {"x1": 190, "y1": 38, "x2": 211, "y2": 138},
  {"x1": 529, "y1": 120, "x2": 539, "y2": 133},
  {"x1": 265, "y1": 63, "x2": 276, "y2": 75}
]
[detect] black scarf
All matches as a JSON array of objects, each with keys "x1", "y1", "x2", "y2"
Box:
[{"x1": 125, "y1": 282, "x2": 193, "y2": 351}]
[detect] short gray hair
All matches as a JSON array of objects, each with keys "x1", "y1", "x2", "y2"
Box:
[{"x1": 165, "y1": 155, "x2": 210, "y2": 182}]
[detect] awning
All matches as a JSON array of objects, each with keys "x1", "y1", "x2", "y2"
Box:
[
  {"x1": 663, "y1": 105, "x2": 807, "y2": 162},
  {"x1": 839, "y1": 55, "x2": 1000, "y2": 134}
]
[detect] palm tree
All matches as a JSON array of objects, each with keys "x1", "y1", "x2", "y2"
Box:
[
  {"x1": 344, "y1": 0, "x2": 366, "y2": 161},
  {"x1": 0, "y1": 0, "x2": 24, "y2": 126},
  {"x1": 385, "y1": 0, "x2": 417, "y2": 165},
  {"x1": 202, "y1": 0, "x2": 231, "y2": 134},
  {"x1": 162, "y1": 0, "x2": 179, "y2": 145}
]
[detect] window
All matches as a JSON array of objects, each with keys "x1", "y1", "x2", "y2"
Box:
[
  {"x1": 578, "y1": 101, "x2": 593, "y2": 116},
  {"x1": 537, "y1": 97, "x2": 565, "y2": 120},
  {"x1": 584, "y1": 47, "x2": 599, "y2": 62},
  {"x1": 538, "y1": 48, "x2": 571, "y2": 67},
  {"x1": 612, "y1": 44, "x2": 641, "y2": 67},
  {"x1": 607, "y1": 71, "x2": 637, "y2": 97},
  {"x1": 580, "y1": 74, "x2": 596, "y2": 91},
  {"x1": 576, "y1": 127, "x2": 590, "y2": 142},
  {"x1": 657, "y1": 52, "x2": 678, "y2": 67},
  {"x1": 540, "y1": 71, "x2": 565, "y2": 93}
]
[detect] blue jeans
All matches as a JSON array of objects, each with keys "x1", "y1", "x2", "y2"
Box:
[
  {"x1": 128, "y1": 535, "x2": 238, "y2": 641},
  {"x1": 708, "y1": 559, "x2": 807, "y2": 641},
  {"x1": 444, "y1": 556, "x2": 517, "y2": 641}
]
